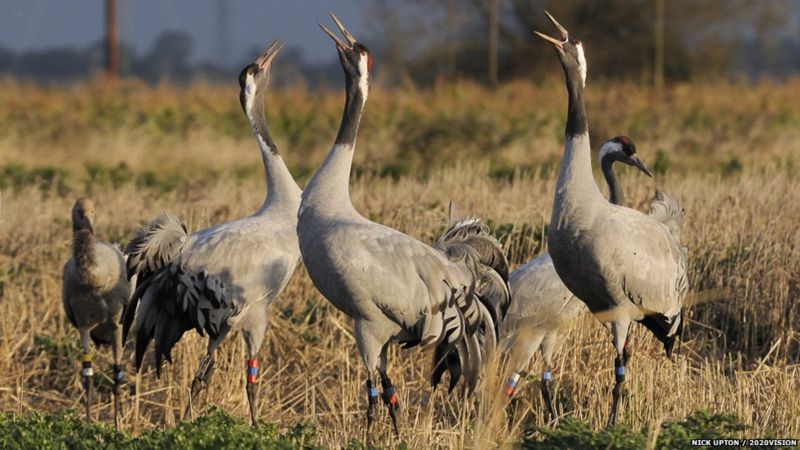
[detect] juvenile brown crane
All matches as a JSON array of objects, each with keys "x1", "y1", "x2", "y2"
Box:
[{"x1": 62, "y1": 198, "x2": 130, "y2": 429}]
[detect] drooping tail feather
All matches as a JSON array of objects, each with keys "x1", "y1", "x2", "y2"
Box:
[
  {"x1": 128, "y1": 264, "x2": 238, "y2": 374},
  {"x1": 124, "y1": 213, "x2": 188, "y2": 282},
  {"x1": 122, "y1": 213, "x2": 238, "y2": 374},
  {"x1": 122, "y1": 214, "x2": 188, "y2": 343},
  {"x1": 640, "y1": 308, "x2": 684, "y2": 358},
  {"x1": 645, "y1": 190, "x2": 687, "y2": 358},
  {"x1": 431, "y1": 216, "x2": 512, "y2": 392},
  {"x1": 435, "y1": 217, "x2": 511, "y2": 327},
  {"x1": 648, "y1": 191, "x2": 684, "y2": 242}
]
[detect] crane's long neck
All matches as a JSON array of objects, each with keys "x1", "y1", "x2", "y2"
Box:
[
  {"x1": 601, "y1": 157, "x2": 623, "y2": 206},
  {"x1": 247, "y1": 96, "x2": 302, "y2": 215},
  {"x1": 301, "y1": 73, "x2": 366, "y2": 216},
  {"x1": 552, "y1": 61, "x2": 603, "y2": 216},
  {"x1": 72, "y1": 226, "x2": 96, "y2": 284}
]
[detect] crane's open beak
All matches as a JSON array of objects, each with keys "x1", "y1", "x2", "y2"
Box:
[
  {"x1": 319, "y1": 12, "x2": 358, "y2": 50},
  {"x1": 534, "y1": 10, "x2": 569, "y2": 51},
  {"x1": 256, "y1": 40, "x2": 284, "y2": 70},
  {"x1": 628, "y1": 154, "x2": 654, "y2": 177}
]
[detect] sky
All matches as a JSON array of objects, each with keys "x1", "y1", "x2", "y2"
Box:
[{"x1": 0, "y1": 0, "x2": 366, "y2": 65}]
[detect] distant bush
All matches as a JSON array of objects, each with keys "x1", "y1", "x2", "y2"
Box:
[
  {"x1": 721, "y1": 157, "x2": 743, "y2": 177},
  {"x1": 652, "y1": 149, "x2": 671, "y2": 176},
  {"x1": 0, "y1": 165, "x2": 68, "y2": 191}
]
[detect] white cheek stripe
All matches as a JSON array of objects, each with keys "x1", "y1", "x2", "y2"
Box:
[
  {"x1": 358, "y1": 55, "x2": 369, "y2": 100},
  {"x1": 576, "y1": 44, "x2": 587, "y2": 88},
  {"x1": 598, "y1": 141, "x2": 621, "y2": 164},
  {"x1": 244, "y1": 74, "x2": 257, "y2": 120}
]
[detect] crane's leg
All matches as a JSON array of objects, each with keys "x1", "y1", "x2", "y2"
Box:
[
  {"x1": 243, "y1": 324, "x2": 266, "y2": 427},
  {"x1": 377, "y1": 346, "x2": 400, "y2": 438},
  {"x1": 504, "y1": 331, "x2": 541, "y2": 398},
  {"x1": 184, "y1": 353, "x2": 215, "y2": 421},
  {"x1": 183, "y1": 333, "x2": 227, "y2": 421},
  {"x1": 540, "y1": 333, "x2": 559, "y2": 423},
  {"x1": 354, "y1": 320, "x2": 385, "y2": 438},
  {"x1": 503, "y1": 331, "x2": 541, "y2": 429},
  {"x1": 245, "y1": 358, "x2": 259, "y2": 426},
  {"x1": 79, "y1": 329, "x2": 93, "y2": 423},
  {"x1": 607, "y1": 320, "x2": 631, "y2": 428},
  {"x1": 111, "y1": 324, "x2": 124, "y2": 431}
]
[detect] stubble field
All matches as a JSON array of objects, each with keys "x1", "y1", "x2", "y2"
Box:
[{"x1": 0, "y1": 77, "x2": 798, "y2": 448}]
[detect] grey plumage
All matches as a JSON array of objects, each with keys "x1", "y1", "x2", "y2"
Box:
[
  {"x1": 124, "y1": 213, "x2": 187, "y2": 281},
  {"x1": 536, "y1": 12, "x2": 688, "y2": 427},
  {"x1": 297, "y1": 14, "x2": 511, "y2": 435},
  {"x1": 500, "y1": 136, "x2": 654, "y2": 418},
  {"x1": 431, "y1": 217, "x2": 512, "y2": 392},
  {"x1": 122, "y1": 42, "x2": 301, "y2": 425},
  {"x1": 62, "y1": 197, "x2": 129, "y2": 429}
]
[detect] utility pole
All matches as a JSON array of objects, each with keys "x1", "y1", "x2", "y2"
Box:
[
  {"x1": 217, "y1": 0, "x2": 231, "y2": 69},
  {"x1": 654, "y1": 0, "x2": 665, "y2": 98},
  {"x1": 488, "y1": 0, "x2": 499, "y2": 86},
  {"x1": 106, "y1": 0, "x2": 119, "y2": 79},
  {"x1": 446, "y1": 0, "x2": 459, "y2": 79}
]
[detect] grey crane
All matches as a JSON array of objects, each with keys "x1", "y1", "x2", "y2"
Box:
[
  {"x1": 297, "y1": 14, "x2": 511, "y2": 436},
  {"x1": 122, "y1": 41, "x2": 302, "y2": 426},
  {"x1": 501, "y1": 136, "x2": 653, "y2": 420},
  {"x1": 535, "y1": 12, "x2": 687, "y2": 427},
  {"x1": 62, "y1": 198, "x2": 130, "y2": 429}
]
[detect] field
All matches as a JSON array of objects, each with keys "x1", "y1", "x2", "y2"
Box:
[{"x1": 0, "y1": 76, "x2": 799, "y2": 448}]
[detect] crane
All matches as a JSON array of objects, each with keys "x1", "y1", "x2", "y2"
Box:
[
  {"x1": 297, "y1": 14, "x2": 511, "y2": 436},
  {"x1": 122, "y1": 41, "x2": 302, "y2": 426},
  {"x1": 535, "y1": 12, "x2": 687, "y2": 426},
  {"x1": 501, "y1": 136, "x2": 653, "y2": 420},
  {"x1": 62, "y1": 198, "x2": 130, "y2": 429}
]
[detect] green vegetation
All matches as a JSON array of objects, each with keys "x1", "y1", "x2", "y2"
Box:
[
  {"x1": 522, "y1": 412, "x2": 756, "y2": 449},
  {"x1": 0, "y1": 410, "x2": 761, "y2": 449},
  {"x1": 0, "y1": 408, "x2": 319, "y2": 450},
  {"x1": 2, "y1": 78, "x2": 799, "y2": 193}
]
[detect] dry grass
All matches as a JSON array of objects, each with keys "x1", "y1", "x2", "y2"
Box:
[{"x1": 0, "y1": 79, "x2": 799, "y2": 448}]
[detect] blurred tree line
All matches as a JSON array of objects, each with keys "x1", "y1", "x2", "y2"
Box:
[
  {"x1": 0, "y1": 0, "x2": 796, "y2": 85},
  {"x1": 363, "y1": 0, "x2": 799, "y2": 85}
]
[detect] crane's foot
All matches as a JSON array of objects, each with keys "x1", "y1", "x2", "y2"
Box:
[
  {"x1": 81, "y1": 353, "x2": 93, "y2": 422},
  {"x1": 112, "y1": 364, "x2": 123, "y2": 431},
  {"x1": 540, "y1": 370, "x2": 557, "y2": 423},
  {"x1": 246, "y1": 358, "x2": 259, "y2": 426},
  {"x1": 381, "y1": 378, "x2": 400, "y2": 438},
  {"x1": 607, "y1": 357, "x2": 625, "y2": 428},
  {"x1": 183, "y1": 354, "x2": 215, "y2": 421}
]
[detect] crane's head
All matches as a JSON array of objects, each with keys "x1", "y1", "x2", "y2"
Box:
[
  {"x1": 319, "y1": 12, "x2": 372, "y2": 94},
  {"x1": 599, "y1": 136, "x2": 653, "y2": 177},
  {"x1": 238, "y1": 40, "x2": 284, "y2": 116},
  {"x1": 535, "y1": 11, "x2": 586, "y2": 88},
  {"x1": 72, "y1": 197, "x2": 95, "y2": 233}
]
